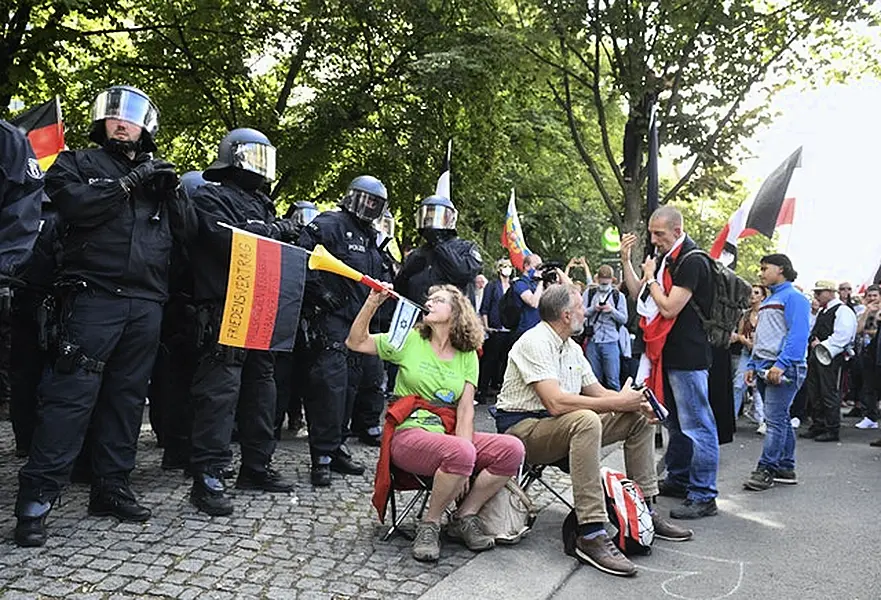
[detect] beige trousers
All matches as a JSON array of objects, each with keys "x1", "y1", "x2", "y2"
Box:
[{"x1": 507, "y1": 410, "x2": 657, "y2": 524}]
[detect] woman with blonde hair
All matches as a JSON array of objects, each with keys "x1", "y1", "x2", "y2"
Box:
[{"x1": 347, "y1": 284, "x2": 525, "y2": 562}]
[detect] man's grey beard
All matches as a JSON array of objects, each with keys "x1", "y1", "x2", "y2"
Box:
[{"x1": 569, "y1": 320, "x2": 584, "y2": 337}]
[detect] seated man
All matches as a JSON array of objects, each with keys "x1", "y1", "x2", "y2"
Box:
[{"x1": 494, "y1": 284, "x2": 693, "y2": 577}]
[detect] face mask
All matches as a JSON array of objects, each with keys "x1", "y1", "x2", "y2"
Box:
[
  {"x1": 527, "y1": 268, "x2": 536, "y2": 277},
  {"x1": 598, "y1": 283, "x2": 612, "y2": 292},
  {"x1": 500, "y1": 267, "x2": 512, "y2": 277}
]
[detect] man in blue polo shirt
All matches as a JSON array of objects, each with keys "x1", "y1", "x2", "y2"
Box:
[{"x1": 744, "y1": 254, "x2": 810, "y2": 491}]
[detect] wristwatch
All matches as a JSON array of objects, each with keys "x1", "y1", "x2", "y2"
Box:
[{"x1": 646, "y1": 278, "x2": 659, "y2": 287}]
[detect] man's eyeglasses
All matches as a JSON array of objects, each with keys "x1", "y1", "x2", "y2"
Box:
[{"x1": 839, "y1": 287, "x2": 851, "y2": 291}]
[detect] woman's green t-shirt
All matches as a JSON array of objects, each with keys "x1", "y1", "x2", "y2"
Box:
[{"x1": 374, "y1": 329, "x2": 478, "y2": 432}]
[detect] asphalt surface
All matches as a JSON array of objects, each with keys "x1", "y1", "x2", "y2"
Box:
[{"x1": 421, "y1": 416, "x2": 881, "y2": 600}]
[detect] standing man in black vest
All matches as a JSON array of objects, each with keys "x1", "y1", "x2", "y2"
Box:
[{"x1": 801, "y1": 280, "x2": 857, "y2": 442}]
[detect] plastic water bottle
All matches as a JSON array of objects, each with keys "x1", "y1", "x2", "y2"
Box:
[{"x1": 758, "y1": 369, "x2": 792, "y2": 384}]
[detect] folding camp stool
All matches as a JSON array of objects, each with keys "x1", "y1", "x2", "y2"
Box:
[
  {"x1": 518, "y1": 459, "x2": 574, "y2": 511},
  {"x1": 382, "y1": 467, "x2": 433, "y2": 541}
]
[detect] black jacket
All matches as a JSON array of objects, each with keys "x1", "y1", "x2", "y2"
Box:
[
  {"x1": 299, "y1": 210, "x2": 390, "y2": 331},
  {"x1": 395, "y1": 237, "x2": 482, "y2": 304},
  {"x1": 0, "y1": 120, "x2": 43, "y2": 276},
  {"x1": 189, "y1": 181, "x2": 281, "y2": 304},
  {"x1": 44, "y1": 147, "x2": 186, "y2": 302}
]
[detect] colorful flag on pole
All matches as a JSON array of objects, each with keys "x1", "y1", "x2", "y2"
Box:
[
  {"x1": 435, "y1": 139, "x2": 452, "y2": 199},
  {"x1": 709, "y1": 147, "x2": 802, "y2": 268},
  {"x1": 218, "y1": 227, "x2": 307, "y2": 351},
  {"x1": 11, "y1": 97, "x2": 65, "y2": 171},
  {"x1": 501, "y1": 188, "x2": 532, "y2": 271}
]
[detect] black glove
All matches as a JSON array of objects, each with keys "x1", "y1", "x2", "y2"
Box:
[
  {"x1": 119, "y1": 160, "x2": 177, "y2": 194},
  {"x1": 270, "y1": 219, "x2": 298, "y2": 242},
  {"x1": 0, "y1": 286, "x2": 11, "y2": 317}
]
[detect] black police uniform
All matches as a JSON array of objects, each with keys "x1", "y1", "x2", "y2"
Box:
[
  {"x1": 0, "y1": 120, "x2": 45, "y2": 449},
  {"x1": 395, "y1": 235, "x2": 482, "y2": 304},
  {"x1": 17, "y1": 145, "x2": 185, "y2": 504},
  {"x1": 187, "y1": 182, "x2": 284, "y2": 478},
  {"x1": 298, "y1": 209, "x2": 385, "y2": 464}
]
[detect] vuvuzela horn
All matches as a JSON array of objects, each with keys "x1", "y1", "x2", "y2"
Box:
[{"x1": 308, "y1": 245, "x2": 426, "y2": 312}]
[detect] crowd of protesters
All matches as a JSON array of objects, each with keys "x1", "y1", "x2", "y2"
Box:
[{"x1": 2, "y1": 84, "x2": 880, "y2": 580}]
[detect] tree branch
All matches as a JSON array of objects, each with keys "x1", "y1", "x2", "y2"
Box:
[{"x1": 275, "y1": 23, "x2": 314, "y2": 117}]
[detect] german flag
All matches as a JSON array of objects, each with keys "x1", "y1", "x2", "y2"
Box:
[
  {"x1": 218, "y1": 227, "x2": 308, "y2": 351},
  {"x1": 11, "y1": 97, "x2": 65, "y2": 171}
]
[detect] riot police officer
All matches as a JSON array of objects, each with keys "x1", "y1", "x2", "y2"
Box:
[
  {"x1": 299, "y1": 175, "x2": 388, "y2": 486},
  {"x1": 1, "y1": 118, "x2": 45, "y2": 450},
  {"x1": 274, "y1": 200, "x2": 319, "y2": 438},
  {"x1": 15, "y1": 85, "x2": 187, "y2": 547},
  {"x1": 187, "y1": 128, "x2": 296, "y2": 516},
  {"x1": 395, "y1": 194, "x2": 482, "y2": 304}
]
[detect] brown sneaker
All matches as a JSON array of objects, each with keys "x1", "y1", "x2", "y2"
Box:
[
  {"x1": 412, "y1": 521, "x2": 441, "y2": 562},
  {"x1": 446, "y1": 514, "x2": 495, "y2": 552},
  {"x1": 652, "y1": 513, "x2": 694, "y2": 542},
  {"x1": 574, "y1": 533, "x2": 637, "y2": 577}
]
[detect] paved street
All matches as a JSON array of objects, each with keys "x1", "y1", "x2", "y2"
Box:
[{"x1": 2, "y1": 408, "x2": 880, "y2": 599}]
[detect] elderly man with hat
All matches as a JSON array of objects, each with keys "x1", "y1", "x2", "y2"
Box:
[{"x1": 800, "y1": 278, "x2": 857, "y2": 442}]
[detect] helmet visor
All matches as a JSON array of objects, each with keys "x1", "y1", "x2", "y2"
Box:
[
  {"x1": 416, "y1": 205, "x2": 457, "y2": 230},
  {"x1": 232, "y1": 142, "x2": 276, "y2": 181},
  {"x1": 373, "y1": 213, "x2": 395, "y2": 238},
  {"x1": 347, "y1": 190, "x2": 386, "y2": 222},
  {"x1": 92, "y1": 88, "x2": 159, "y2": 136},
  {"x1": 293, "y1": 206, "x2": 319, "y2": 226}
]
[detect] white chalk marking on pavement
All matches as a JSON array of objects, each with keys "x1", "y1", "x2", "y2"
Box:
[{"x1": 639, "y1": 547, "x2": 746, "y2": 600}]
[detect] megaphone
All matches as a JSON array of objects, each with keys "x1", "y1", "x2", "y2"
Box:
[{"x1": 814, "y1": 343, "x2": 833, "y2": 366}]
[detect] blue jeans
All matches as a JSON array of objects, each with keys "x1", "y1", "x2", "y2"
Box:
[
  {"x1": 756, "y1": 363, "x2": 807, "y2": 472},
  {"x1": 732, "y1": 352, "x2": 749, "y2": 417},
  {"x1": 664, "y1": 369, "x2": 718, "y2": 502},
  {"x1": 586, "y1": 341, "x2": 621, "y2": 391}
]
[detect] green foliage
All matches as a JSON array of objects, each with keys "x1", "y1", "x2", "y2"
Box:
[{"x1": 1, "y1": 0, "x2": 878, "y2": 275}]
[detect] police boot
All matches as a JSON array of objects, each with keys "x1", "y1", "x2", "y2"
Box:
[
  {"x1": 358, "y1": 426, "x2": 382, "y2": 448},
  {"x1": 330, "y1": 444, "x2": 365, "y2": 476},
  {"x1": 235, "y1": 465, "x2": 294, "y2": 493},
  {"x1": 14, "y1": 498, "x2": 53, "y2": 547},
  {"x1": 311, "y1": 456, "x2": 332, "y2": 487},
  {"x1": 190, "y1": 471, "x2": 234, "y2": 516},
  {"x1": 89, "y1": 479, "x2": 151, "y2": 522}
]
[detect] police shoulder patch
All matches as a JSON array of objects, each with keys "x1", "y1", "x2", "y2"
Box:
[
  {"x1": 26, "y1": 158, "x2": 44, "y2": 180},
  {"x1": 471, "y1": 247, "x2": 482, "y2": 262}
]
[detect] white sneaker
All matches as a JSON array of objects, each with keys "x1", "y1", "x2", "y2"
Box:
[
  {"x1": 855, "y1": 417, "x2": 879, "y2": 430},
  {"x1": 756, "y1": 422, "x2": 767, "y2": 435},
  {"x1": 790, "y1": 417, "x2": 801, "y2": 429}
]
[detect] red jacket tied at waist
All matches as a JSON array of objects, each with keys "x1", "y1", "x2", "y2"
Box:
[{"x1": 372, "y1": 395, "x2": 457, "y2": 522}]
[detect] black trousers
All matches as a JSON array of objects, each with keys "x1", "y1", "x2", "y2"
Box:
[
  {"x1": 302, "y1": 317, "x2": 350, "y2": 460},
  {"x1": 273, "y1": 345, "x2": 309, "y2": 436},
  {"x1": 149, "y1": 299, "x2": 198, "y2": 457},
  {"x1": 858, "y1": 349, "x2": 880, "y2": 422},
  {"x1": 805, "y1": 354, "x2": 844, "y2": 434},
  {"x1": 9, "y1": 302, "x2": 48, "y2": 454},
  {"x1": 189, "y1": 345, "x2": 277, "y2": 473},
  {"x1": 478, "y1": 331, "x2": 512, "y2": 395},
  {"x1": 18, "y1": 292, "x2": 162, "y2": 501},
  {"x1": 346, "y1": 351, "x2": 384, "y2": 436}
]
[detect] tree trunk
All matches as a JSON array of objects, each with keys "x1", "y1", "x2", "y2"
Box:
[{"x1": 622, "y1": 181, "x2": 646, "y2": 265}]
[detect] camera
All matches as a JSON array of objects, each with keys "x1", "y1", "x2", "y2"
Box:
[{"x1": 535, "y1": 260, "x2": 564, "y2": 285}]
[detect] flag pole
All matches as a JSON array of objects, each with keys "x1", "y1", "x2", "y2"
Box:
[{"x1": 217, "y1": 222, "x2": 427, "y2": 312}]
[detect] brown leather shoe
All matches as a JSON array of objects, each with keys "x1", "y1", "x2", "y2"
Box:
[
  {"x1": 574, "y1": 533, "x2": 637, "y2": 577},
  {"x1": 652, "y1": 513, "x2": 694, "y2": 541}
]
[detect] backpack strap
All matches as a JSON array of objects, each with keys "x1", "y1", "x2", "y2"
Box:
[{"x1": 670, "y1": 248, "x2": 712, "y2": 325}]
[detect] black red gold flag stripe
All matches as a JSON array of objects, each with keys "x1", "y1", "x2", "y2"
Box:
[
  {"x1": 219, "y1": 228, "x2": 307, "y2": 351},
  {"x1": 11, "y1": 97, "x2": 65, "y2": 170}
]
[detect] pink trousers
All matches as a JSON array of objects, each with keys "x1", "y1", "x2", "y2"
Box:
[{"x1": 390, "y1": 427, "x2": 524, "y2": 478}]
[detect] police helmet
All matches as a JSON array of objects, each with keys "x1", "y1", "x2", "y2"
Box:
[
  {"x1": 180, "y1": 171, "x2": 208, "y2": 200},
  {"x1": 203, "y1": 128, "x2": 276, "y2": 182},
  {"x1": 89, "y1": 85, "x2": 160, "y2": 152},
  {"x1": 415, "y1": 194, "x2": 457, "y2": 230},
  {"x1": 290, "y1": 201, "x2": 319, "y2": 227},
  {"x1": 340, "y1": 175, "x2": 387, "y2": 222},
  {"x1": 373, "y1": 208, "x2": 395, "y2": 239}
]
